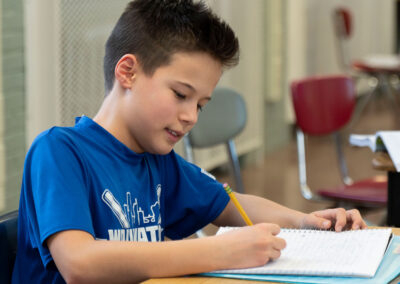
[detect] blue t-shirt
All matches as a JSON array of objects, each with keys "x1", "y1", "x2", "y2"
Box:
[{"x1": 12, "y1": 116, "x2": 229, "y2": 283}]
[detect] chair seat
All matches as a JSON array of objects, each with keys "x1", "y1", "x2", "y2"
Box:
[
  {"x1": 352, "y1": 55, "x2": 400, "y2": 73},
  {"x1": 317, "y1": 176, "x2": 387, "y2": 205}
]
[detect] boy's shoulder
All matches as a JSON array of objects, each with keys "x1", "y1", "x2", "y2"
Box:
[
  {"x1": 33, "y1": 125, "x2": 77, "y2": 144},
  {"x1": 28, "y1": 125, "x2": 82, "y2": 156}
]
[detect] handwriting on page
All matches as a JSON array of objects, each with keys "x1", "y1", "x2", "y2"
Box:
[
  {"x1": 214, "y1": 227, "x2": 392, "y2": 278},
  {"x1": 273, "y1": 230, "x2": 384, "y2": 276}
]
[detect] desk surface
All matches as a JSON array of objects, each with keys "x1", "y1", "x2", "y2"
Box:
[{"x1": 143, "y1": 227, "x2": 400, "y2": 284}]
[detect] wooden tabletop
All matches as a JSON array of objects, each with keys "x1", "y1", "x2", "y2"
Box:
[
  {"x1": 144, "y1": 278, "x2": 257, "y2": 283},
  {"x1": 143, "y1": 227, "x2": 400, "y2": 284}
]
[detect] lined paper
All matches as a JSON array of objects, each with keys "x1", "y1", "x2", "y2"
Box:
[{"x1": 214, "y1": 227, "x2": 392, "y2": 278}]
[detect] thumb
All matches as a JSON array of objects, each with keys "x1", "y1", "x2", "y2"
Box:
[{"x1": 305, "y1": 214, "x2": 331, "y2": 229}]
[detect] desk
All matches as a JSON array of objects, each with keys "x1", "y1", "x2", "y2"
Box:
[
  {"x1": 372, "y1": 152, "x2": 400, "y2": 227},
  {"x1": 144, "y1": 228, "x2": 400, "y2": 284}
]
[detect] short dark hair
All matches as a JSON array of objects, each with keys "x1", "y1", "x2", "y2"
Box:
[{"x1": 103, "y1": 0, "x2": 239, "y2": 93}]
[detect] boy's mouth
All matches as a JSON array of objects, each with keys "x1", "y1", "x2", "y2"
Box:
[{"x1": 166, "y1": 128, "x2": 184, "y2": 142}]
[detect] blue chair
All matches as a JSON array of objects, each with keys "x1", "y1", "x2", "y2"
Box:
[
  {"x1": 183, "y1": 87, "x2": 247, "y2": 194},
  {"x1": 0, "y1": 210, "x2": 18, "y2": 283},
  {"x1": 183, "y1": 87, "x2": 247, "y2": 237}
]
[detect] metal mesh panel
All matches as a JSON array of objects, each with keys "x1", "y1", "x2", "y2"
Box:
[{"x1": 56, "y1": 0, "x2": 130, "y2": 126}]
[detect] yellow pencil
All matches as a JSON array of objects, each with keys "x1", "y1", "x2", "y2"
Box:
[{"x1": 223, "y1": 183, "x2": 253, "y2": 226}]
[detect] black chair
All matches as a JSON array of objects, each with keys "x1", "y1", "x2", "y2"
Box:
[{"x1": 0, "y1": 210, "x2": 18, "y2": 283}]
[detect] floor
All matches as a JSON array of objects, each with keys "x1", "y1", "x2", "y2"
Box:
[{"x1": 202, "y1": 85, "x2": 399, "y2": 234}]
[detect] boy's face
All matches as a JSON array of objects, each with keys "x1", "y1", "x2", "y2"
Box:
[{"x1": 121, "y1": 52, "x2": 223, "y2": 155}]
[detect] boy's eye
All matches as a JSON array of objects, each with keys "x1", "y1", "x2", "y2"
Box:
[
  {"x1": 174, "y1": 90, "x2": 186, "y2": 99},
  {"x1": 174, "y1": 90, "x2": 203, "y2": 111}
]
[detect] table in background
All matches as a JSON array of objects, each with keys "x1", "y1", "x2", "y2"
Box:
[
  {"x1": 372, "y1": 152, "x2": 400, "y2": 227},
  {"x1": 143, "y1": 227, "x2": 400, "y2": 284}
]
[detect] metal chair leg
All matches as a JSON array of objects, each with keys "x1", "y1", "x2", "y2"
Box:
[
  {"x1": 226, "y1": 140, "x2": 245, "y2": 194},
  {"x1": 379, "y1": 73, "x2": 400, "y2": 126},
  {"x1": 347, "y1": 82, "x2": 377, "y2": 130}
]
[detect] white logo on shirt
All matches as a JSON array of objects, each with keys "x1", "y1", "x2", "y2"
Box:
[
  {"x1": 101, "y1": 185, "x2": 162, "y2": 241},
  {"x1": 201, "y1": 168, "x2": 216, "y2": 180}
]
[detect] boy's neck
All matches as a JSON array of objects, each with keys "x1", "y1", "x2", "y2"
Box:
[{"x1": 93, "y1": 86, "x2": 141, "y2": 153}]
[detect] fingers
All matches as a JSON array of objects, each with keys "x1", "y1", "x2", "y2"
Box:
[
  {"x1": 346, "y1": 209, "x2": 368, "y2": 230},
  {"x1": 251, "y1": 223, "x2": 286, "y2": 264},
  {"x1": 332, "y1": 208, "x2": 367, "y2": 231},
  {"x1": 256, "y1": 223, "x2": 281, "y2": 236},
  {"x1": 273, "y1": 235, "x2": 287, "y2": 251},
  {"x1": 332, "y1": 208, "x2": 347, "y2": 231},
  {"x1": 303, "y1": 213, "x2": 331, "y2": 230},
  {"x1": 266, "y1": 246, "x2": 282, "y2": 262},
  {"x1": 252, "y1": 223, "x2": 286, "y2": 252},
  {"x1": 258, "y1": 223, "x2": 286, "y2": 252},
  {"x1": 312, "y1": 208, "x2": 367, "y2": 231},
  {"x1": 304, "y1": 209, "x2": 337, "y2": 230}
]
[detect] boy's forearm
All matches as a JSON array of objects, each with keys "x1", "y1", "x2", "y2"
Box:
[
  {"x1": 88, "y1": 238, "x2": 224, "y2": 281},
  {"x1": 242, "y1": 194, "x2": 306, "y2": 228},
  {"x1": 214, "y1": 193, "x2": 306, "y2": 228},
  {"x1": 49, "y1": 230, "x2": 226, "y2": 283},
  {"x1": 51, "y1": 193, "x2": 307, "y2": 283}
]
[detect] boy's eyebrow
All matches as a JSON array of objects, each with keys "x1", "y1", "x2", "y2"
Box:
[
  {"x1": 175, "y1": 81, "x2": 196, "y2": 92},
  {"x1": 175, "y1": 81, "x2": 212, "y2": 100}
]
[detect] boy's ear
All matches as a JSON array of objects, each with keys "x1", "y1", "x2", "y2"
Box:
[{"x1": 114, "y1": 54, "x2": 139, "y2": 89}]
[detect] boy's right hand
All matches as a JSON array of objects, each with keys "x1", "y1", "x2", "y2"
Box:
[{"x1": 215, "y1": 223, "x2": 286, "y2": 270}]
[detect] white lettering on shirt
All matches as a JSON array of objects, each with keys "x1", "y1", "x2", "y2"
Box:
[{"x1": 108, "y1": 225, "x2": 162, "y2": 242}]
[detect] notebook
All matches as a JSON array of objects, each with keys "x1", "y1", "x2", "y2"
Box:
[
  {"x1": 212, "y1": 227, "x2": 392, "y2": 278},
  {"x1": 201, "y1": 235, "x2": 400, "y2": 283}
]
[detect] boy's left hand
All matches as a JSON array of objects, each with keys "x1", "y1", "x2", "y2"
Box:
[{"x1": 299, "y1": 208, "x2": 368, "y2": 231}]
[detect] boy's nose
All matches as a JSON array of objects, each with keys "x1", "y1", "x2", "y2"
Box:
[{"x1": 180, "y1": 105, "x2": 198, "y2": 125}]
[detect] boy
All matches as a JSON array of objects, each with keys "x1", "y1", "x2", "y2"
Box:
[{"x1": 12, "y1": 0, "x2": 366, "y2": 283}]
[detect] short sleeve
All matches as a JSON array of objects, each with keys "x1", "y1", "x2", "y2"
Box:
[
  {"x1": 23, "y1": 129, "x2": 94, "y2": 267},
  {"x1": 161, "y1": 152, "x2": 230, "y2": 239}
]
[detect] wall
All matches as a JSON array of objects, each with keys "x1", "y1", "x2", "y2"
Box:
[
  {"x1": 181, "y1": 0, "x2": 266, "y2": 169},
  {"x1": 25, "y1": 0, "x2": 131, "y2": 146},
  {"x1": 0, "y1": 0, "x2": 4, "y2": 211},
  {"x1": 0, "y1": 0, "x2": 396, "y2": 213},
  {"x1": 25, "y1": 0, "x2": 266, "y2": 171},
  {"x1": 264, "y1": 0, "x2": 292, "y2": 153},
  {"x1": 285, "y1": 0, "x2": 395, "y2": 122},
  {"x1": 0, "y1": 0, "x2": 25, "y2": 214}
]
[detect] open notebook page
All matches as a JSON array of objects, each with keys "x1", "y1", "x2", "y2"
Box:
[{"x1": 213, "y1": 227, "x2": 392, "y2": 278}]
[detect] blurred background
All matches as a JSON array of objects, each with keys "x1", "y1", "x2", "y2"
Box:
[{"x1": 0, "y1": 0, "x2": 397, "y2": 226}]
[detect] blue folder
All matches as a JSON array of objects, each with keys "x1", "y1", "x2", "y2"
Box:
[{"x1": 201, "y1": 235, "x2": 400, "y2": 284}]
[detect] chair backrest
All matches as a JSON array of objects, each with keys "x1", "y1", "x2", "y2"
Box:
[
  {"x1": 332, "y1": 7, "x2": 353, "y2": 71},
  {"x1": 333, "y1": 7, "x2": 352, "y2": 39},
  {"x1": 188, "y1": 87, "x2": 247, "y2": 148},
  {"x1": 0, "y1": 210, "x2": 18, "y2": 283},
  {"x1": 291, "y1": 75, "x2": 356, "y2": 135},
  {"x1": 183, "y1": 87, "x2": 247, "y2": 195}
]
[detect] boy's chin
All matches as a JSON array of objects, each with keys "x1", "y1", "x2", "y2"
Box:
[
  {"x1": 147, "y1": 145, "x2": 174, "y2": 155},
  {"x1": 157, "y1": 149, "x2": 173, "y2": 155}
]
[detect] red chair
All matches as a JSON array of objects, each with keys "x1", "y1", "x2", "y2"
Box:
[
  {"x1": 333, "y1": 7, "x2": 400, "y2": 127},
  {"x1": 291, "y1": 75, "x2": 387, "y2": 207}
]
